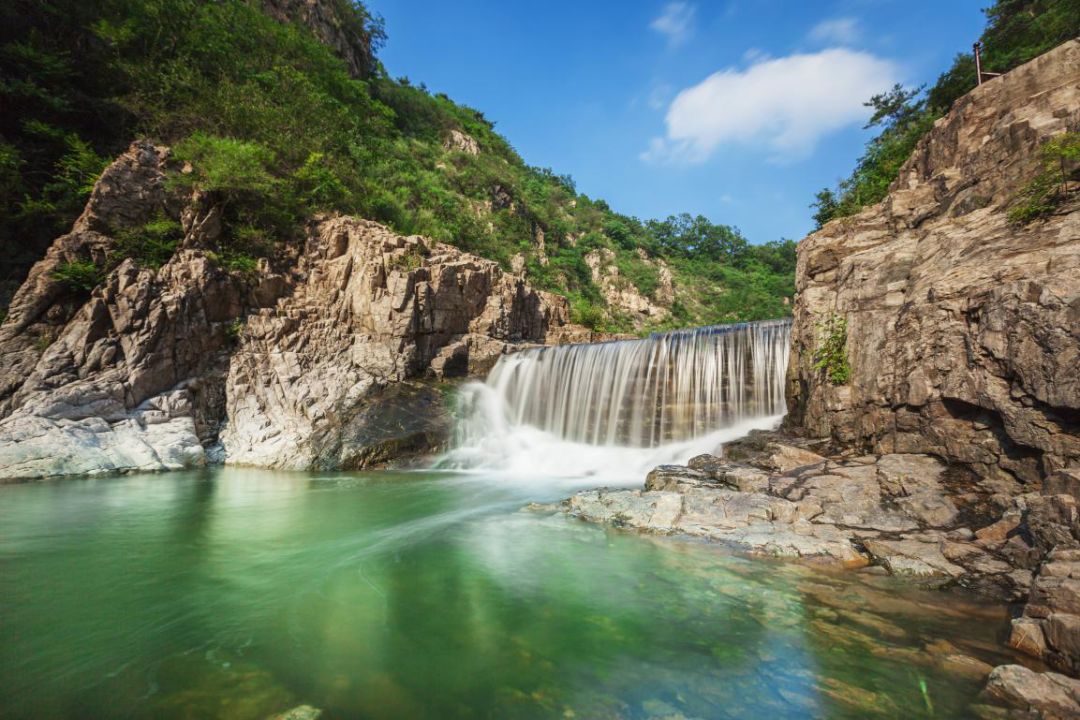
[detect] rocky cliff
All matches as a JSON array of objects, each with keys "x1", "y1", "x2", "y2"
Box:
[
  {"x1": 0, "y1": 142, "x2": 576, "y2": 480},
  {"x1": 788, "y1": 39, "x2": 1080, "y2": 685},
  {"x1": 788, "y1": 39, "x2": 1080, "y2": 493}
]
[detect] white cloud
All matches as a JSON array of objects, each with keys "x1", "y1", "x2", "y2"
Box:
[
  {"x1": 808, "y1": 17, "x2": 860, "y2": 45},
  {"x1": 650, "y1": 3, "x2": 696, "y2": 47},
  {"x1": 642, "y1": 48, "x2": 898, "y2": 164}
]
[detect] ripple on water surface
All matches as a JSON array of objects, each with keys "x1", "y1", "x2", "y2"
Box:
[{"x1": 0, "y1": 467, "x2": 1026, "y2": 719}]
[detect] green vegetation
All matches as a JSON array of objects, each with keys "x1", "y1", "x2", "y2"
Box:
[
  {"x1": 812, "y1": 0, "x2": 1080, "y2": 228},
  {"x1": 2, "y1": 0, "x2": 796, "y2": 331},
  {"x1": 1008, "y1": 132, "x2": 1080, "y2": 223},
  {"x1": 51, "y1": 259, "x2": 103, "y2": 293},
  {"x1": 113, "y1": 214, "x2": 183, "y2": 269},
  {"x1": 813, "y1": 314, "x2": 851, "y2": 385}
]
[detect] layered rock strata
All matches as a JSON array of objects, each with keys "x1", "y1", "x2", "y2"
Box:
[
  {"x1": 787, "y1": 40, "x2": 1080, "y2": 490},
  {"x1": 784, "y1": 41, "x2": 1080, "y2": 714}
]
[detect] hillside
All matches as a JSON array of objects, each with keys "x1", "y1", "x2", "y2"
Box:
[
  {"x1": 0, "y1": 0, "x2": 795, "y2": 334},
  {"x1": 811, "y1": 0, "x2": 1080, "y2": 227}
]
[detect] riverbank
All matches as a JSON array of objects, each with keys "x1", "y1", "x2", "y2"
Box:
[{"x1": 545, "y1": 430, "x2": 1080, "y2": 717}]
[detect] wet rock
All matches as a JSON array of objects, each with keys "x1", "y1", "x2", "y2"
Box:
[
  {"x1": 316, "y1": 382, "x2": 451, "y2": 470},
  {"x1": 983, "y1": 664, "x2": 1080, "y2": 718},
  {"x1": 645, "y1": 465, "x2": 713, "y2": 492},
  {"x1": 566, "y1": 490, "x2": 683, "y2": 531},
  {"x1": 565, "y1": 443, "x2": 1069, "y2": 597},
  {"x1": 861, "y1": 538, "x2": 966, "y2": 578}
]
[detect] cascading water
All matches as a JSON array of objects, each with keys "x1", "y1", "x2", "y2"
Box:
[{"x1": 440, "y1": 319, "x2": 792, "y2": 485}]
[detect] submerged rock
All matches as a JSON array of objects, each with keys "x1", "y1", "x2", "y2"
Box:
[{"x1": 267, "y1": 706, "x2": 322, "y2": 720}]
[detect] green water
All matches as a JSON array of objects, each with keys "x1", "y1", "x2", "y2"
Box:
[{"x1": 0, "y1": 468, "x2": 1022, "y2": 719}]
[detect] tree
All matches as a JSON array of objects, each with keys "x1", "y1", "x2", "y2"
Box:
[{"x1": 810, "y1": 189, "x2": 839, "y2": 229}]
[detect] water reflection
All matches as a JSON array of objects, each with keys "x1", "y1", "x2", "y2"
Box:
[{"x1": 0, "y1": 469, "x2": 1024, "y2": 719}]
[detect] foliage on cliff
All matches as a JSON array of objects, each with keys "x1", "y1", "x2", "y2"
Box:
[
  {"x1": 812, "y1": 0, "x2": 1080, "y2": 228},
  {"x1": 0, "y1": 0, "x2": 795, "y2": 333},
  {"x1": 1007, "y1": 132, "x2": 1080, "y2": 223}
]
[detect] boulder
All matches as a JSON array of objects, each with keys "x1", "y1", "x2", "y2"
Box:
[
  {"x1": 1008, "y1": 548, "x2": 1080, "y2": 675},
  {"x1": 983, "y1": 665, "x2": 1080, "y2": 718}
]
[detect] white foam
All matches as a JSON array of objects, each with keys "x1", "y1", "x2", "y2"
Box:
[{"x1": 436, "y1": 321, "x2": 791, "y2": 491}]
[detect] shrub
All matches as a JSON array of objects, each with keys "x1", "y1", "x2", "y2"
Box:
[
  {"x1": 813, "y1": 314, "x2": 851, "y2": 385},
  {"x1": 1008, "y1": 131, "x2": 1080, "y2": 224},
  {"x1": 51, "y1": 259, "x2": 103, "y2": 292},
  {"x1": 113, "y1": 215, "x2": 182, "y2": 268},
  {"x1": 172, "y1": 133, "x2": 277, "y2": 197}
]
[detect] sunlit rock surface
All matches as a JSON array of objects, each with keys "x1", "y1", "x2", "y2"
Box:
[
  {"x1": 0, "y1": 144, "x2": 576, "y2": 479},
  {"x1": 787, "y1": 39, "x2": 1080, "y2": 489}
]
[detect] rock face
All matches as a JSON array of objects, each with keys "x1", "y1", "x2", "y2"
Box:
[
  {"x1": 787, "y1": 40, "x2": 1080, "y2": 491},
  {"x1": 0, "y1": 142, "x2": 242, "y2": 477},
  {"x1": 220, "y1": 215, "x2": 568, "y2": 469},
  {"x1": 0, "y1": 142, "x2": 574, "y2": 480},
  {"x1": 584, "y1": 248, "x2": 673, "y2": 327},
  {"x1": 782, "y1": 41, "x2": 1080, "y2": 704}
]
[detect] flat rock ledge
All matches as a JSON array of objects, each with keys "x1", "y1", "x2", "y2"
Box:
[
  {"x1": 560, "y1": 447, "x2": 1021, "y2": 589},
  {"x1": 550, "y1": 441, "x2": 1080, "y2": 717}
]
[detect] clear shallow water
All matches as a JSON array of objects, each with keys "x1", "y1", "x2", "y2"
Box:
[{"x1": 0, "y1": 468, "x2": 1022, "y2": 719}]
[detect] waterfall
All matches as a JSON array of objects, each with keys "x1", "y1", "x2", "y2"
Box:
[{"x1": 440, "y1": 319, "x2": 792, "y2": 483}]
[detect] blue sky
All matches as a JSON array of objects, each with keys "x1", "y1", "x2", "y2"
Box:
[{"x1": 368, "y1": 0, "x2": 988, "y2": 243}]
